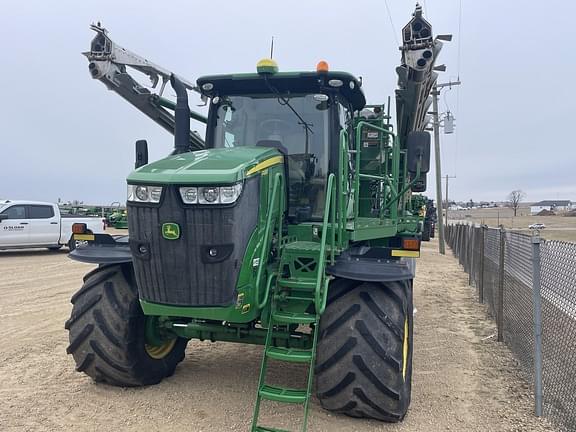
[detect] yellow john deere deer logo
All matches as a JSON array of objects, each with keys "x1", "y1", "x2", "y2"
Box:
[{"x1": 162, "y1": 223, "x2": 180, "y2": 240}]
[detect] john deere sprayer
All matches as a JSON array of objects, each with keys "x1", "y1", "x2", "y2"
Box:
[{"x1": 66, "y1": 6, "x2": 446, "y2": 430}]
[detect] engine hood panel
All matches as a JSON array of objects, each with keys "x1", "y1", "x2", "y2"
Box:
[{"x1": 127, "y1": 146, "x2": 281, "y2": 184}]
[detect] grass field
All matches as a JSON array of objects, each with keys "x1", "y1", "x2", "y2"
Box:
[{"x1": 446, "y1": 206, "x2": 576, "y2": 242}]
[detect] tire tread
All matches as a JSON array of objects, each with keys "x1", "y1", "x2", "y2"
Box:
[
  {"x1": 316, "y1": 279, "x2": 413, "y2": 422},
  {"x1": 65, "y1": 264, "x2": 187, "y2": 387}
]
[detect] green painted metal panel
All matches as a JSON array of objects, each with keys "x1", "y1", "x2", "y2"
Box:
[{"x1": 128, "y1": 146, "x2": 279, "y2": 185}]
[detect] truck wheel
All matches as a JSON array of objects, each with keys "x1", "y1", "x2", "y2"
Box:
[
  {"x1": 65, "y1": 263, "x2": 188, "y2": 386},
  {"x1": 421, "y1": 222, "x2": 431, "y2": 241},
  {"x1": 316, "y1": 279, "x2": 413, "y2": 422}
]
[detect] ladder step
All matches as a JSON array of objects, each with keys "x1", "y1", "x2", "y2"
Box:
[
  {"x1": 278, "y1": 279, "x2": 317, "y2": 289},
  {"x1": 259, "y1": 384, "x2": 307, "y2": 404},
  {"x1": 283, "y1": 294, "x2": 314, "y2": 302},
  {"x1": 283, "y1": 241, "x2": 322, "y2": 252},
  {"x1": 266, "y1": 346, "x2": 313, "y2": 363},
  {"x1": 283, "y1": 241, "x2": 333, "y2": 254},
  {"x1": 254, "y1": 426, "x2": 291, "y2": 432},
  {"x1": 272, "y1": 310, "x2": 317, "y2": 324}
]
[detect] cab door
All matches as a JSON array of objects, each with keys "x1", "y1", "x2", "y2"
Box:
[
  {"x1": 0, "y1": 205, "x2": 31, "y2": 247},
  {"x1": 28, "y1": 205, "x2": 60, "y2": 245}
]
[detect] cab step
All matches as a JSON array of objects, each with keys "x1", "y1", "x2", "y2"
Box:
[
  {"x1": 277, "y1": 279, "x2": 317, "y2": 290},
  {"x1": 259, "y1": 385, "x2": 307, "y2": 404},
  {"x1": 254, "y1": 426, "x2": 291, "y2": 432},
  {"x1": 272, "y1": 310, "x2": 317, "y2": 324},
  {"x1": 266, "y1": 346, "x2": 313, "y2": 363},
  {"x1": 282, "y1": 241, "x2": 323, "y2": 253}
]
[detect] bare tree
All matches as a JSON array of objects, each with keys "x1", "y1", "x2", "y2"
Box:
[{"x1": 507, "y1": 190, "x2": 526, "y2": 216}]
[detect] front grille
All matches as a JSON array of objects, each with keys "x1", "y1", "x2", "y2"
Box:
[{"x1": 128, "y1": 177, "x2": 259, "y2": 307}]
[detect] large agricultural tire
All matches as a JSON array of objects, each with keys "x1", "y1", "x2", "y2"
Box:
[
  {"x1": 65, "y1": 263, "x2": 188, "y2": 387},
  {"x1": 316, "y1": 278, "x2": 413, "y2": 422}
]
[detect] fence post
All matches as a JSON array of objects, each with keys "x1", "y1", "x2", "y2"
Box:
[
  {"x1": 468, "y1": 226, "x2": 474, "y2": 286},
  {"x1": 479, "y1": 225, "x2": 485, "y2": 303},
  {"x1": 531, "y1": 230, "x2": 543, "y2": 417},
  {"x1": 456, "y1": 224, "x2": 460, "y2": 258},
  {"x1": 497, "y1": 225, "x2": 505, "y2": 342}
]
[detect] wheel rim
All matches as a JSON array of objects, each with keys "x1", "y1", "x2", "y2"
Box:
[
  {"x1": 145, "y1": 339, "x2": 177, "y2": 359},
  {"x1": 402, "y1": 317, "x2": 409, "y2": 380}
]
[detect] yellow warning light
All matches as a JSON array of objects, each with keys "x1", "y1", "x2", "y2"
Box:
[
  {"x1": 316, "y1": 60, "x2": 329, "y2": 73},
  {"x1": 257, "y1": 58, "x2": 279, "y2": 75}
]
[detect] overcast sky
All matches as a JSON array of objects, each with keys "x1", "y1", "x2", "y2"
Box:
[{"x1": 0, "y1": 0, "x2": 573, "y2": 205}]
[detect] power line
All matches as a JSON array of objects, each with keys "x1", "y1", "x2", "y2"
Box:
[
  {"x1": 457, "y1": 0, "x2": 463, "y2": 79},
  {"x1": 383, "y1": 0, "x2": 400, "y2": 47},
  {"x1": 454, "y1": 0, "x2": 463, "y2": 177}
]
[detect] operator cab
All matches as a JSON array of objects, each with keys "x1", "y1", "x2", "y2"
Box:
[{"x1": 198, "y1": 65, "x2": 366, "y2": 222}]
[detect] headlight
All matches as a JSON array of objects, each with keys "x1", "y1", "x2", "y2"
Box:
[
  {"x1": 200, "y1": 186, "x2": 219, "y2": 204},
  {"x1": 180, "y1": 183, "x2": 243, "y2": 205},
  {"x1": 220, "y1": 183, "x2": 243, "y2": 203},
  {"x1": 179, "y1": 187, "x2": 198, "y2": 204},
  {"x1": 127, "y1": 184, "x2": 163, "y2": 203}
]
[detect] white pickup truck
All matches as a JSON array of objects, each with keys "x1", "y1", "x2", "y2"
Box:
[{"x1": 0, "y1": 200, "x2": 104, "y2": 251}]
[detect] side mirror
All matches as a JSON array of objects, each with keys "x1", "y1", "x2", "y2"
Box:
[
  {"x1": 407, "y1": 131, "x2": 431, "y2": 174},
  {"x1": 135, "y1": 139, "x2": 149, "y2": 169},
  {"x1": 0, "y1": 214, "x2": 7, "y2": 222}
]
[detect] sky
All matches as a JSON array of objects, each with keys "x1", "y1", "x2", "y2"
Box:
[{"x1": 0, "y1": 0, "x2": 574, "y2": 205}]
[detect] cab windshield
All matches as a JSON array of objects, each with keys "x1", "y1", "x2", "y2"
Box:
[{"x1": 212, "y1": 94, "x2": 330, "y2": 222}]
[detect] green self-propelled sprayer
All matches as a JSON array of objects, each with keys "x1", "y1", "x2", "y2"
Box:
[{"x1": 66, "y1": 5, "x2": 448, "y2": 431}]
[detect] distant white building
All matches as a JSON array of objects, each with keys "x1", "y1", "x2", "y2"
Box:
[{"x1": 530, "y1": 200, "x2": 574, "y2": 214}]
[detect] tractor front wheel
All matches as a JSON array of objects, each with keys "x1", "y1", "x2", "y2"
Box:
[
  {"x1": 316, "y1": 279, "x2": 413, "y2": 422},
  {"x1": 65, "y1": 263, "x2": 188, "y2": 386}
]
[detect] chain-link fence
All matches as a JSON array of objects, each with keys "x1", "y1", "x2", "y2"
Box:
[{"x1": 446, "y1": 224, "x2": 576, "y2": 431}]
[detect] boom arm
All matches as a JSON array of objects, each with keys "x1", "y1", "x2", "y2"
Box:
[
  {"x1": 395, "y1": 5, "x2": 445, "y2": 146},
  {"x1": 83, "y1": 23, "x2": 205, "y2": 151}
]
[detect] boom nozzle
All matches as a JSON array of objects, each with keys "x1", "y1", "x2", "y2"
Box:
[
  {"x1": 396, "y1": 4, "x2": 449, "y2": 142},
  {"x1": 82, "y1": 22, "x2": 205, "y2": 151}
]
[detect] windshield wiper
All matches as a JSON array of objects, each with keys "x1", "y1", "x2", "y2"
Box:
[{"x1": 263, "y1": 76, "x2": 314, "y2": 153}]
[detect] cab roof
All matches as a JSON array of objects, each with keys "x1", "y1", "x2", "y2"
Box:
[{"x1": 197, "y1": 71, "x2": 366, "y2": 111}]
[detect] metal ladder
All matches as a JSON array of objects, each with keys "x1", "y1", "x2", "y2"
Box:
[
  {"x1": 251, "y1": 175, "x2": 335, "y2": 432},
  {"x1": 250, "y1": 290, "x2": 319, "y2": 432}
]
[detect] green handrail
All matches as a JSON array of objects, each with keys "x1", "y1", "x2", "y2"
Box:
[
  {"x1": 255, "y1": 172, "x2": 283, "y2": 309},
  {"x1": 338, "y1": 129, "x2": 348, "y2": 247},
  {"x1": 329, "y1": 178, "x2": 336, "y2": 264},
  {"x1": 257, "y1": 272, "x2": 276, "y2": 310},
  {"x1": 315, "y1": 173, "x2": 335, "y2": 315},
  {"x1": 354, "y1": 121, "x2": 397, "y2": 221}
]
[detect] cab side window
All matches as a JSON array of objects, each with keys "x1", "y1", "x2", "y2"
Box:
[
  {"x1": 28, "y1": 205, "x2": 54, "y2": 219},
  {"x1": 4, "y1": 206, "x2": 26, "y2": 219}
]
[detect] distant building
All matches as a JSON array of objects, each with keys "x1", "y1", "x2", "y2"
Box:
[{"x1": 530, "y1": 200, "x2": 574, "y2": 215}]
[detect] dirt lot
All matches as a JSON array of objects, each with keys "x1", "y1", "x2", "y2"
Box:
[
  {"x1": 0, "y1": 240, "x2": 556, "y2": 431},
  {"x1": 448, "y1": 206, "x2": 576, "y2": 242}
]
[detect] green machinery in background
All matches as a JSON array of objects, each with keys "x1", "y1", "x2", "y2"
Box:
[
  {"x1": 59, "y1": 202, "x2": 128, "y2": 229},
  {"x1": 411, "y1": 194, "x2": 437, "y2": 241},
  {"x1": 66, "y1": 6, "x2": 447, "y2": 431},
  {"x1": 106, "y1": 208, "x2": 128, "y2": 229}
]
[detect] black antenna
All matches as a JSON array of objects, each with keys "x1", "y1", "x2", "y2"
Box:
[{"x1": 270, "y1": 36, "x2": 274, "y2": 59}]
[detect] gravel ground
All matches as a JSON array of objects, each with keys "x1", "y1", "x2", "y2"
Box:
[{"x1": 0, "y1": 239, "x2": 556, "y2": 431}]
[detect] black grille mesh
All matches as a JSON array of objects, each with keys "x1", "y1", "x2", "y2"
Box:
[{"x1": 128, "y1": 178, "x2": 259, "y2": 306}]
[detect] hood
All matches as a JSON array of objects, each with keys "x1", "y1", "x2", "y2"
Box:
[{"x1": 127, "y1": 146, "x2": 282, "y2": 185}]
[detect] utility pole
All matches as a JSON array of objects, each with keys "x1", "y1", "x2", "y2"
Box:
[
  {"x1": 431, "y1": 80, "x2": 461, "y2": 255},
  {"x1": 444, "y1": 174, "x2": 456, "y2": 226},
  {"x1": 432, "y1": 85, "x2": 445, "y2": 254}
]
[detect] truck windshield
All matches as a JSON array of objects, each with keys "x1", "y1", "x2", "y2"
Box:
[{"x1": 213, "y1": 94, "x2": 330, "y2": 222}]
